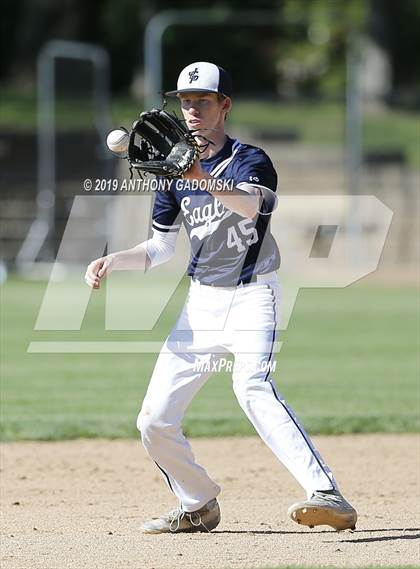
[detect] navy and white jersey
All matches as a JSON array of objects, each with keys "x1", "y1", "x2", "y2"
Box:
[{"x1": 151, "y1": 136, "x2": 280, "y2": 286}]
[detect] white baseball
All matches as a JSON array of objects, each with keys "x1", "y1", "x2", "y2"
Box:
[{"x1": 106, "y1": 129, "x2": 129, "y2": 154}]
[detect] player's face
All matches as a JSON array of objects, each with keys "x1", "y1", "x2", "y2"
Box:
[{"x1": 178, "y1": 92, "x2": 231, "y2": 132}]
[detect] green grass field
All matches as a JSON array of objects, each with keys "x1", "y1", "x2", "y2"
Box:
[{"x1": 1, "y1": 276, "x2": 418, "y2": 441}]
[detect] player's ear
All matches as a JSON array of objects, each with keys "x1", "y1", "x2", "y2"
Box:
[
  {"x1": 222, "y1": 96, "x2": 232, "y2": 114},
  {"x1": 220, "y1": 96, "x2": 232, "y2": 122}
]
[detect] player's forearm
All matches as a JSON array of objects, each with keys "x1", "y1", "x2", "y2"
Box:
[
  {"x1": 213, "y1": 189, "x2": 260, "y2": 219},
  {"x1": 206, "y1": 174, "x2": 260, "y2": 219},
  {"x1": 110, "y1": 244, "x2": 151, "y2": 271},
  {"x1": 184, "y1": 167, "x2": 260, "y2": 218}
]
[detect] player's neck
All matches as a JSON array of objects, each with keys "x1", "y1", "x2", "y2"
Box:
[{"x1": 199, "y1": 132, "x2": 227, "y2": 160}]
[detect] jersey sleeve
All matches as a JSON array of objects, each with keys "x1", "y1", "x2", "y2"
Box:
[
  {"x1": 233, "y1": 148, "x2": 278, "y2": 215},
  {"x1": 233, "y1": 148, "x2": 278, "y2": 192},
  {"x1": 151, "y1": 185, "x2": 181, "y2": 233}
]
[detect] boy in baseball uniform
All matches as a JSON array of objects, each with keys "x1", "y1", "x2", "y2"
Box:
[{"x1": 85, "y1": 62, "x2": 357, "y2": 534}]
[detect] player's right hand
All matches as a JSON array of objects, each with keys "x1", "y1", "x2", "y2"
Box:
[{"x1": 84, "y1": 255, "x2": 116, "y2": 289}]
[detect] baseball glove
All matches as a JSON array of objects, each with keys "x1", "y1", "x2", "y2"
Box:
[{"x1": 126, "y1": 108, "x2": 200, "y2": 178}]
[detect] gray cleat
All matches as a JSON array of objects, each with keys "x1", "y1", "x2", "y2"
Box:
[
  {"x1": 288, "y1": 490, "x2": 357, "y2": 531},
  {"x1": 141, "y1": 498, "x2": 221, "y2": 534}
]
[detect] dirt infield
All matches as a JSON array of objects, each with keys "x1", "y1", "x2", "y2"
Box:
[{"x1": 1, "y1": 435, "x2": 419, "y2": 569}]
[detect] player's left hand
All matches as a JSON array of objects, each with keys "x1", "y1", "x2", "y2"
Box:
[
  {"x1": 181, "y1": 158, "x2": 204, "y2": 180},
  {"x1": 108, "y1": 109, "x2": 200, "y2": 178}
]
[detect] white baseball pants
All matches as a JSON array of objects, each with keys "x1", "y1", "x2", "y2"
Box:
[{"x1": 137, "y1": 272, "x2": 336, "y2": 512}]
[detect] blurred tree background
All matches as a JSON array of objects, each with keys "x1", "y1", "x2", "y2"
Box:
[{"x1": 0, "y1": 0, "x2": 419, "y2": 105}]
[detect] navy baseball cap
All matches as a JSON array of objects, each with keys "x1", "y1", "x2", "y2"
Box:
[{"x1": 165, "y1": 62, "x2": 233, "y2": 98}]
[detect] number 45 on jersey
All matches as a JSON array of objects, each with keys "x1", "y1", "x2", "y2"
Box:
[{"x1": 227, "y1": 219, "x2": 258, "y2": 253}]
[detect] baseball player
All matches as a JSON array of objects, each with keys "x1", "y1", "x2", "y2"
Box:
[{"x1": 85, "y1": 62, "x2": 357, "y2": 534}]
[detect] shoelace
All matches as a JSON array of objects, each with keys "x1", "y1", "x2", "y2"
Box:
[
  {"x1": 314, "y1": 491, "x2": 342, "y2": 503},
  {"x1": 167, "y1": 508, "x2": 210, "y2": 533},
  {"x1": 314, "y1": 492, "x2": 354, "y2": 511}
]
